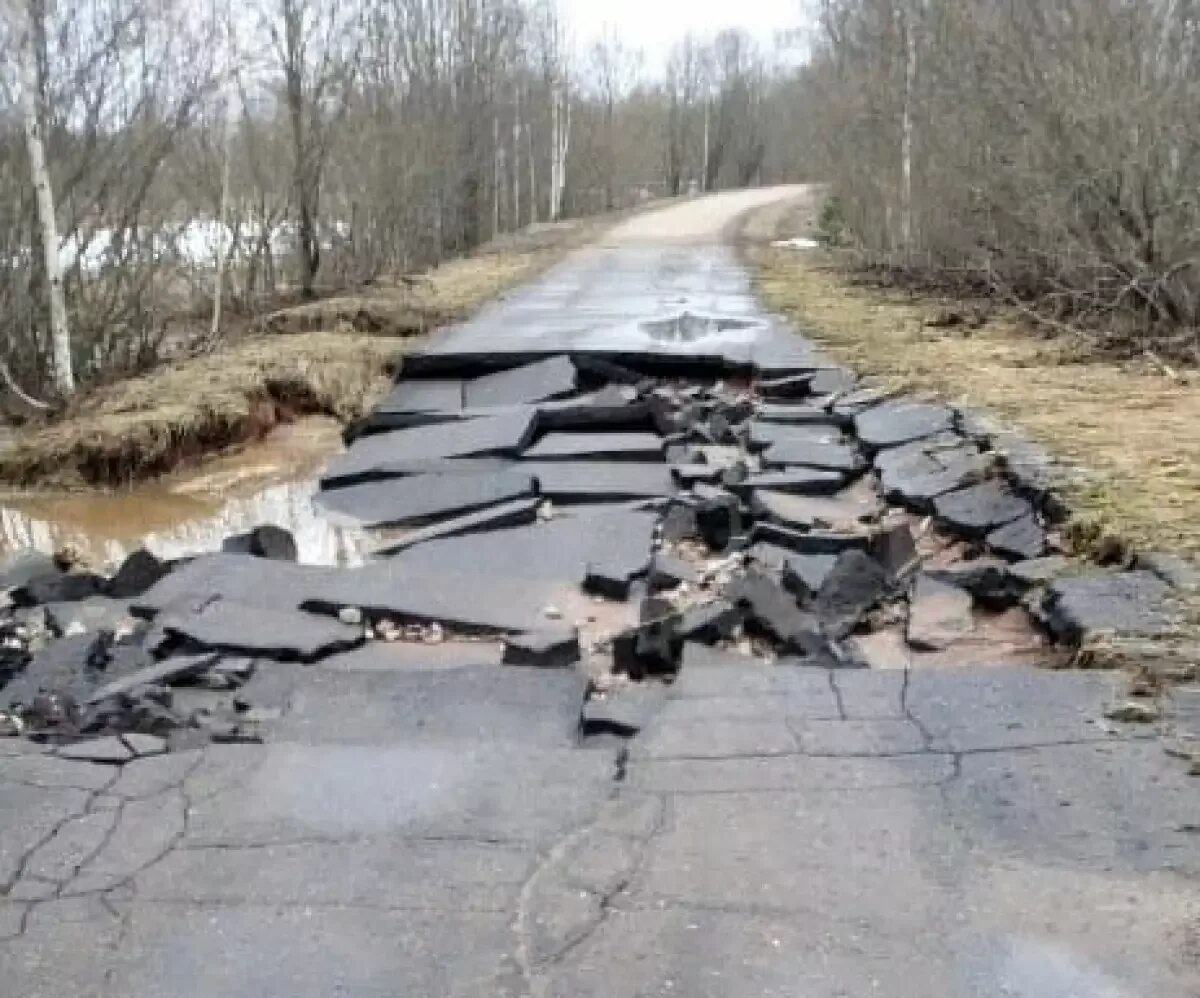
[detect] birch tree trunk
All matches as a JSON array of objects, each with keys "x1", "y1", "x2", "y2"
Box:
[
  {"x1": 492, "y1": 113, "x2": 502, "y2": 237},
  {"x1": 210, "y1": 14, "x2": 236, "y2": 343},
  {"x1": 549, "y1": 82, "x2": 562, "y2": 221},
  {"x1": 549, "y1": 80, "x2": 570, "y2": 221},
  {"x1": 15, "y1": 0, "x2": 73, "y2": 395},
  {"x1": 899, "y1": 3, "x2": 916, "y2": 254},
  {"x1": 527, "y1": 122, "x2": 537, "y2": 223},
  {"x1": 511, "y1": 91, "x2": 521, "y2": 228}
]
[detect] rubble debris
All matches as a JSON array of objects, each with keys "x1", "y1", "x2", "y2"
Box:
[
  {"x1": 695, "y1": 491, "x2": 745, "y2": 552},
  {"x1": 733, "y1": 469, "x2": 846, "y2": 495},
  {"x1": 13, "y1": 571, "x2": 105, "y2": 608},
  {"x1": 925, "y1": 559, "x2": 1016, "y2": 609},
  {"x1": 86, "y1": 653, "x2": 221, "y2": 705},
  {"x1": 757, "y1": 373, "x2": 814, "y2": 399},
  {"x1": 677, "y1": 601, "x2": 743, "y2": 644},
  {"x1": 934, "y1": 481, "x2": 1033, "y2": 537},
  {"x1": 854, "y1": 402, "x2": 954, "y2": 451},
  {"x1": 726, "y1": 570, "x2": 825, "y2": 657},
  {"x1": 877, "y1": 442, "x2": 990, "y2": 511},
  {"x1": 871, "y1": 520, "x2": 919, "y2": 581},
  {"x1": 108, "y1": 549, "x2": 170, "y2": 599},
  {"x1": 751, "y1": 522, "x2": 870, "y2": 556},
  {"x1": 761, "y1": 440, "x2": 863, "y2": 472},
  {"x1": 660, "y1": 503, "x2": 699, "y2": 542},
  {"x1": 648, "y1": 553, "x2": 700, "y2": 591},
  {"x1": 986, "y1": 514, "x2": 1047, "y2": 561},
  {"x1": 1007, "y1": 556, "x2": 1074, "y2": 588},
  {"x1": 907, "y1": 575, "x2": 975, "y2": 651},
  {"x1": 775, "y1": 552, "x2": 840, "y2": 602},
  {"x1": 750, "y1": 485, "x2": 882, "y2": 532},
  {"x1": 811, "y1": 550, "x2": 890, "y2": 640},
  {"x1": 503, "y1": 628, "x2": 581, "y2": 669},
  {"x1": 612, "y1": 599, "x2": 684, "y2": 678},
  {"x1": 1042, "y1": 572, "x2": 1177, "y2": 643},
  {"x1": 221, "y1": 525, "x2": 298, "y2": 562}
]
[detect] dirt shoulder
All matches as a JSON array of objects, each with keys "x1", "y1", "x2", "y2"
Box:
[
  {"x1": 742, "y1": 191, "x2": 1200, "y2": 567},
  {"x1": 0, "y1": 213, "x2": 636, "y2": 489}
]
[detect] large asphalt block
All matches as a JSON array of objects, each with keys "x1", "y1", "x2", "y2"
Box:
[
  {"x1": 1041, "y1": 571, "x2": 1178, "y2": 642},
  {"x1": 374, "y1": 378, "x2": 464, "y2": 414},
  {"x1": 374, "y1": 497, "x2": 541, "y2": 553},
  {"x1": 463, "y1": 354, "x2": 578, "y2": 407},
  {"x1": 522, "y1": 431, "x2": 665, "y2": 461},
  {"x1": 748, "y1": 421, "x2": 843, "y2": 449},
  {"x1": 160, "y1": 599, "x2": 363, "y2": 662},
  {"x1": 854, "y1": 401, "x2": 955, "y2": 451},
  {"x1": 316, "y1": 469, "x2": 537, "y2": 527},
  {"x1": 321, "y1": 409, "x2": 538, "y2": 487},
  {"x1": 382, "y1": 507, "x2": 658, "y2": 584},
  {"x1": 133, "y1": 552, "x2": 566, "y2": 633},
  {"x1": 933, "y1": 479, "x2": 1033, "y2": 537},
  {"x1": 761, "y1": 439, "x2": 864, "y2": 472},
  {"x1": 522, "y1": 461, "x2": 677, "y2": 502}
]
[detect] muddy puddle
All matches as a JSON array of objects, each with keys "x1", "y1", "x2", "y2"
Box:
[{"x1": 0, "y1": 417, "x2": 372, "y2": 568}]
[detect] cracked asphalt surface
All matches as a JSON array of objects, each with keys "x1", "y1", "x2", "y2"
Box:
[{"x1": 2, "y1": 189, "x2": 1199, "y2": 997}]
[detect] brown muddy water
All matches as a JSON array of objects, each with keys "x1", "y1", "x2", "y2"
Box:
[{"x1": 0, "y1": 417, "x2": 372, "y2": 569}]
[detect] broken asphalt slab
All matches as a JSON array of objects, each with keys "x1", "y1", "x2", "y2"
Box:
[
  {"x1": 161, "y1": 600, "x2": 364, "y2": 662},
  {"x1": 522, "y1": 431, "x2": 665, "y2": 460},
  {"x1": 463, "y1": 354, "x2": 579, "y2": 407},
  {"x1": 316, "y1": 469, "x2": 537, "y2": 528},
  {"x1": 854, "y1": 401, "x2": 955, "y2": 451},
  {"x1": 1042, "y1": 571, "x2": 1178, "y2": 643},
  {"x1": 321, "y1": 409, "x2": 538, "y2": 487}
]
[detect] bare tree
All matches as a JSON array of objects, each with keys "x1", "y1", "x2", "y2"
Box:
[
  {"x1": 267, "y1": 0, "x2": 362, "y2": 298},
  {"x1": 11, "y1": 0, "x2": 72, "y2": 394}
]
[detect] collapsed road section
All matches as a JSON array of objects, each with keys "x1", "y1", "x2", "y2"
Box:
[{"x1": 0, "y1": 326, "x2": 1185, "y2": 755}]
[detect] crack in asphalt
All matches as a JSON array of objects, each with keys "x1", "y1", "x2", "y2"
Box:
[
  {"x1": 1, "y1": 765, "x2": 122, "y2": 899},
  {"x1": 631, "y1": 735, "x2": 1120, "y2": 765},
  {"x1": 513, "y1": 783, "x2": 670, "y2": 994},
  {"x1": 826, "y1": 669, "x2": 849, "y2": 720},
  {"x1": 178, "y1": 833, "x2": 530, "y2": 852},
  {"x1": 1, "y1": 752, "x2": 207, "y2": 942}
]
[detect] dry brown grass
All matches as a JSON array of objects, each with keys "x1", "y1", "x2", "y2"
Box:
[
  {"x1": 261, "y1": 217, "x2": 612, "y2": 338},
  {"x1": 261, "y1": 248, "x2": 558, "y2": 337},
  {"x1": 751, "y1": 246, "x2": 1200, "y2": 563}
]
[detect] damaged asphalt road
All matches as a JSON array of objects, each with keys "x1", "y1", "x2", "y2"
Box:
[{"x1": 1, "y1": 188, "x2": 1199, "y2": 997}]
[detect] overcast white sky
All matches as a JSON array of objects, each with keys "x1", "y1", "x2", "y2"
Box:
[{"x1": 562, "y1": 0, "x2": 807, "y2": 69}]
